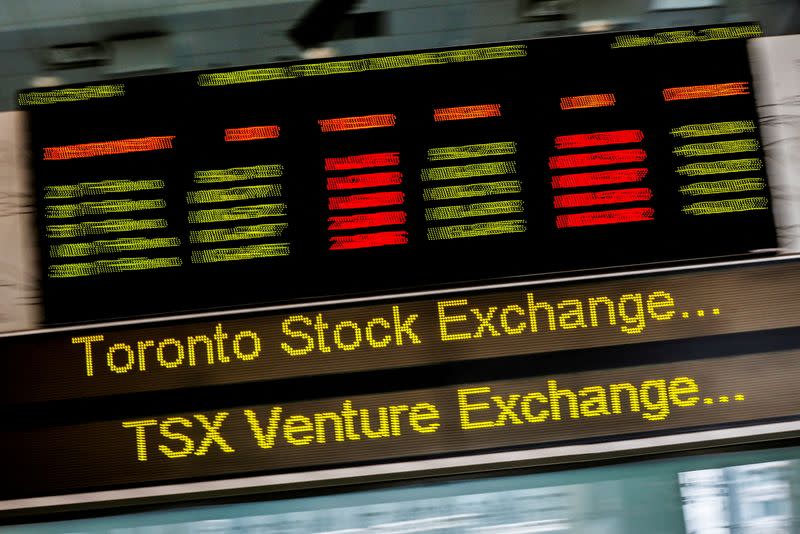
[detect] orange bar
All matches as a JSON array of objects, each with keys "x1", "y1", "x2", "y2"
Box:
[
  {"x1": 224, "y1": 125, "x2": 280, "y2": 142},
  {"x1": 560, "y1": 94, "x2": 616, "y2": 110},
  {"x1": 434, "y1": 104, "x2": 501, "y2": 121},
  {"x1": 663, "y1": 82, "x2": 749, "y2": 102},
  {"x1": 319, "y1": 114, "x2": 396, "y2": 133},
  {"x1": 43, "y1": 136, "x2": 175, "y2": 160}
]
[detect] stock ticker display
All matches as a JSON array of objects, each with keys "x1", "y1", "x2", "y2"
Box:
[
  {"x1": 19, "y1": 23, "x2": 775, "y2": 324},
  {"x1": 2, "y1": 257, "x2": 800, "y2": 499}
]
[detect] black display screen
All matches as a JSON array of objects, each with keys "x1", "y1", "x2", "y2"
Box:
[{"x1": 19, "y1": 23, "x2": 774, "y2": 324}]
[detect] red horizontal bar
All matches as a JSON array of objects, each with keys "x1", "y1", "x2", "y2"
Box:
[
  {"x1": 43, "y1": 136, "x2": 175, "y2": 160},
  {"x1": 328, "y1": 211, "x2": 407, "y2": 231},
  {"x1": 330, "y1": 230, "x2": 408, "y2": 250},
  {"x1": 319, "y1": 114, "x2": 396, "y2": 133},
  {"x1": 560, "y1": 94, "x2": 616, "y2": 110},
  {"x1": 224, "y1": 125, "x2": 280, "y2": 142},
  {"x1": 325, "y1": 152, "x2": 400, "y2": 171},
  {"x1": 327, "y1": 171, "x2": 403, "y2": 190},
  {"x1": 434, "y1": 104, "x2": 501, "y2": 121},
  {"x1": 555, "y1": 129, "x2": 643, "y2": 150},
  {"x1": 548, "y1": 149, "x2": 647, "y2": 170},
  {"x1": 552, "y1": 168, "x2": 648, "y2": 189},
  {"x1": 554, "y1": 188, "x2": 652, "y2": 209},
  {"x1": 663, "y1": 82, "x2": 749, "y2": 102},
  {"x1": 328, "y1": 191, "x2": 405, "y2": 210},
  {"x1": 556, "y1": 207, "x2": 654, "y2": 229}
]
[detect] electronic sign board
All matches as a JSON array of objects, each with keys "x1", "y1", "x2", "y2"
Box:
[
  {"x1": 18, "y1": 23, "x2": 775, "y2": 324},
  {"x1": 2, "y1": 257, "x2": 800, "y2": 500}
]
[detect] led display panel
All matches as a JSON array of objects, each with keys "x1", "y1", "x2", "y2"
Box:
[
  {"x1": 1, "y1": 257, "x2": 800, "y2": 500},
  {"x1": 18, "y1": 23, "x2": 775, "y2": 324}
]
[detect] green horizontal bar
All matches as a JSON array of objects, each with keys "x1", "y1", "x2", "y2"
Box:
[
  {"x1": 428, "y1": 219, "x2": 527, "y2": 240},
  {"x1": 19, "y1": 84, "x2": 124, "y2": 106},
  {"x1": 425, "y1": 200, "x2": 524, "y2": 221},
  {"x1": 45, "y1": 179, "x2": 164, "y2": 199},
  {"x1": 670, "y1": 120, "x2": 755, "y2": 138},
  {"x1": 194, "y1": 164, "x2": 283, "y2": 183},
  {"x1": 191, "y1": 243, "x2": 290, "y2": 263},
  {"x1": 187, "y1": 184, "x2": 282, "y2": 204},
  {"x1": 421, "y1": 161, "x2": 516, "y2": 181},
  {"x1": 49, "y1": 256, "x2": 181, "y2": 278},
  {"x1": 46, "y1": 218, "x2": 168, "y2": 239},
  {"x1": 676, "y1": 158, "x2": 763, "y2": 177},
  {"x1": 197, "y1": 45, "x2": 527, "y2": 86},
  {"x1": 188, "y1": 203, "x2": 287, "y2": 224},
  {"x1": 674, "y1": 139, "x2": 759, "y2": 158},
  {"x1": 427, "y1": 142, "x2": 517, "y2": 161},
  {"x1": 679, "y1": 178, "x2": 765, "y2": 196},
  {"x1": 46, "y1": 199, "x2": 165, "y2": 219},
  {"x1": 50, "y1": 237, "x2": 180, "y2": 258},
  {"x1": 423, "y1": 180, "x2": 521, "y2": 202},
  {"x1": 189, "y1": 223, "x2": 288, "y2": 244},
  {"x1": 683, "y1": 197, "x2": 768, "y2": 215}
]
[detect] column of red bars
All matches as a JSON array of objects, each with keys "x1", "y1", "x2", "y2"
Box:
[
  {"x1": 548, "y1": 110, "x2": 654, "y2": 228},
  {"x1": 321, "y1": 114, "x2": 408, "y2": 251}
]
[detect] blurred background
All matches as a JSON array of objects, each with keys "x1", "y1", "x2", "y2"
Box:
[
  {"x1": 1, "y1": 1, "x2": 800, "y2": 533},
  {"x1": 0, "y1": 0, "x2": 796, "y2": 110}
]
